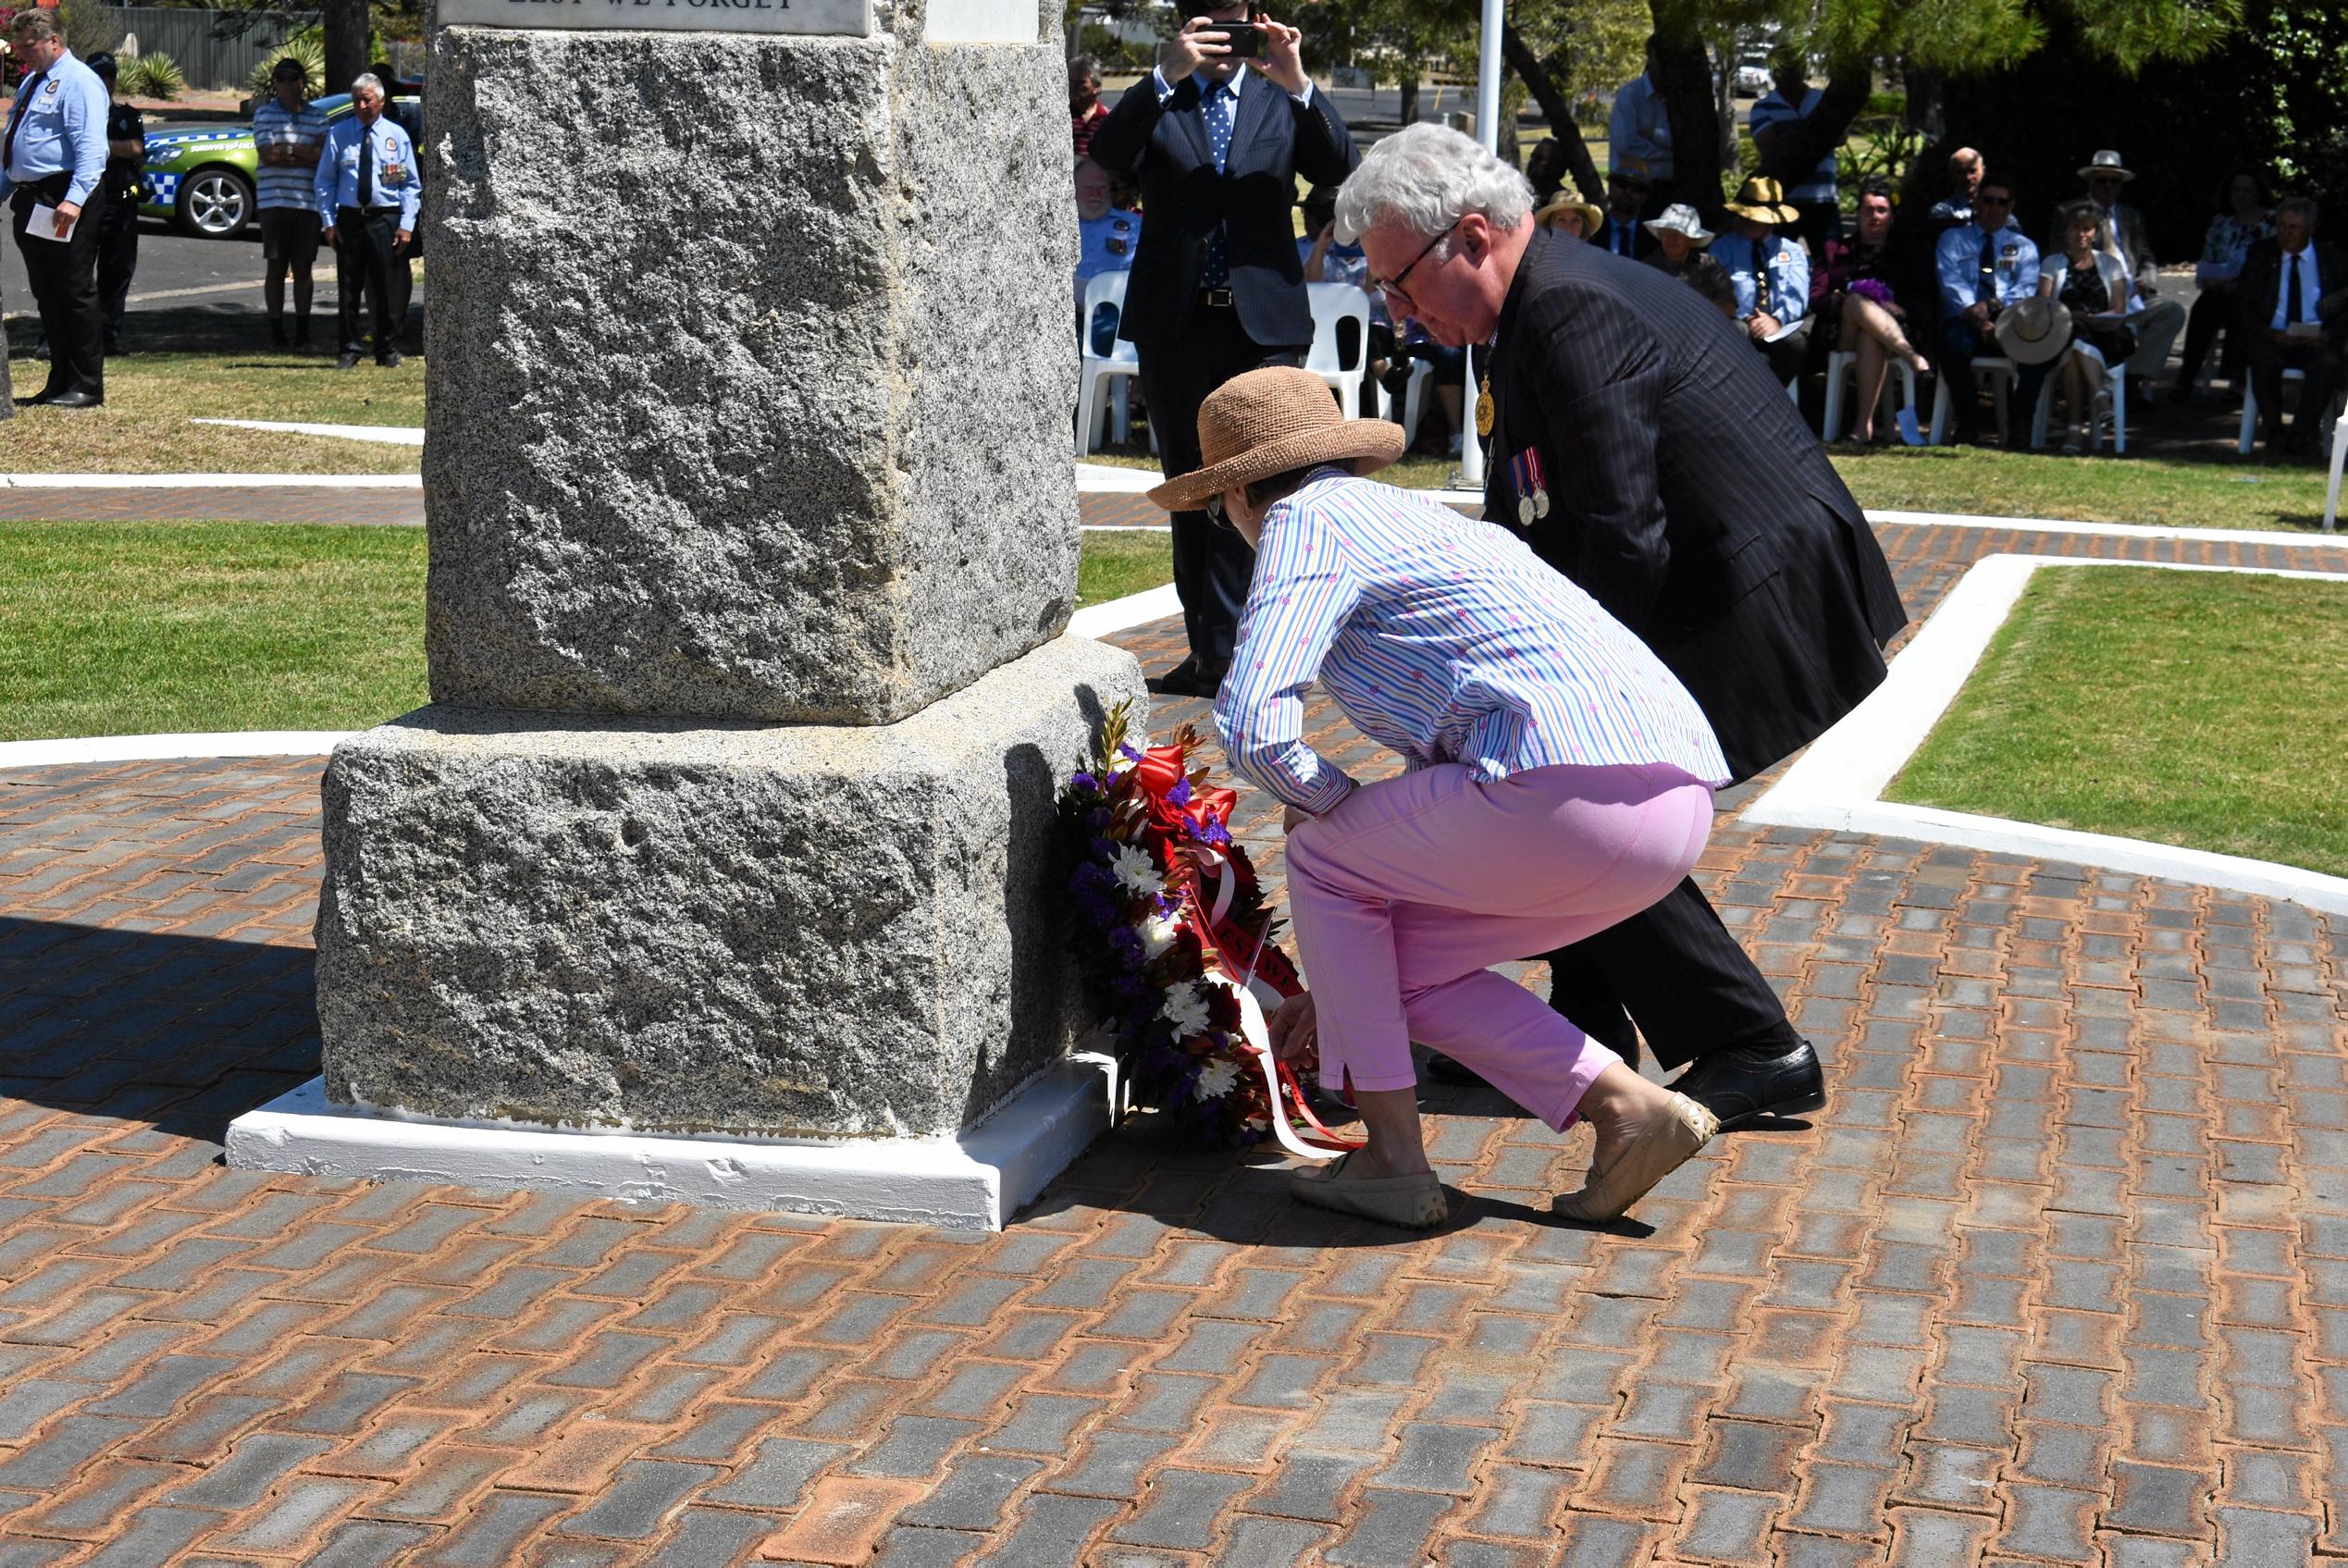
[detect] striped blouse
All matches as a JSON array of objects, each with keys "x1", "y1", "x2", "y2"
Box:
[{"x1": 1215, "y1": 472, "x2": 1729, "y2": 816}]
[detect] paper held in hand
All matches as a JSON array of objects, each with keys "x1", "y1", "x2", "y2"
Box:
[{"x1": 27, "y1": 204, "x2": 76, "y2": 243}]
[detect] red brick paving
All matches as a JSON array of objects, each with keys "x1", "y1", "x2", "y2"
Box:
[
  {"x1": 0, "y1": 520, "x2": 2343, "y2": 1563},
  {"x1": 0, "y1": 488, "x2": 424, "y2": 527}
]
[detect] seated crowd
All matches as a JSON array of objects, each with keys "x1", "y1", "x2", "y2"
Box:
[{"x1": 1066, "y1": 49, "x2": 2344, "y2": 466}]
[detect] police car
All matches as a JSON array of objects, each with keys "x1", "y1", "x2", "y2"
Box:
[{"x1": 139, "y1": 85, "x2": 423, "y2": 241}]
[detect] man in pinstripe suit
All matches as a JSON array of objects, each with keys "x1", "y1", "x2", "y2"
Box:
[{"x1": 1337, "y1": 125, "x2": 1908, "y2": 1131}]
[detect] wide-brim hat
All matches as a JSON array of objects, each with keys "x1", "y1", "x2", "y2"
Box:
[
  {"x1": 1643, "y1": 202, "x2": 1714, "y2": 245},
  {"x1": 1535, "y1": 193, "x2": 1605, "y2": 236},
  {"x1": 2078, "y1": 149, "x2": 2134, "y2": 181},
  {"x1": 1146, "y1": 367, "x2": 1406, "y2": 512},
  {"x1": 1721, "y1": 176, "x2": 1799, "y2": 226},
  {"x1": 1995, "y1": 296, "x2": 2074, "y2": 365}
]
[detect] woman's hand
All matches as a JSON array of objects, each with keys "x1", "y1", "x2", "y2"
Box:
[
  {"x1": 1267, "y1": 992, "x2": 1317, "y2": 1062},
  {"x1": 1282, "y1": 805, "x2": 1314, "y2": 833}
]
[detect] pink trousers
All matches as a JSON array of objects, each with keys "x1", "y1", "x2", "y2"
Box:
[{"x1": 1283, "y1": 761, "x2": 1715, "y2": 1130}]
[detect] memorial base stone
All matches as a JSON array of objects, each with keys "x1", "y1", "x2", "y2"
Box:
[{"x1": 309, "y1": 636, "x2": 1143, "y2": 1142}]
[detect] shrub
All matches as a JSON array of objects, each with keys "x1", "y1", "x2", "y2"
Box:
[
  {"x1": 120, "y1": 51, "x2": 185, "y2": 101},
  {"x1": 248, "y1": 32, "x2": 327, "y2": 98}
]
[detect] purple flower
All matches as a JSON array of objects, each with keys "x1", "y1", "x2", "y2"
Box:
[
  {"x1": 1111, "y1": 975, "x2": 1145, "y2": 998},
  {"x1": 1118, "y1": 744, "x2": 1143, "y2": 762},
  {"x1": 1195, "y1": 818, "x2": 1230, "y2": 847},
  {"x1": 1070, "y1": 771, "x2": 1098, "y2": 793},
  {"x1": 1168, "y1": 777, "x2": 1193, "y2": 808}
]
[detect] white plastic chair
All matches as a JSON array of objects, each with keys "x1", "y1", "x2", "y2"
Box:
[
  {"x1": 2027, "y1": 356, "x2": 2128, "y2": 454},
  {"x1": 1076, "y1": 269, "x2": 1143, "y2": 455},
  {"x1": 2238, "y1": 366, "x2": 2308, "y2": 456},
  {"x1": 1821, "y1": 349, "x2": 1921, "y2": 443},
  {"x1": 1928, "y1": 356, "x2": 2017, "y2": 446},
  {"x1": 1304, "y1": 283, "x2": 1373, "y2": 414}
]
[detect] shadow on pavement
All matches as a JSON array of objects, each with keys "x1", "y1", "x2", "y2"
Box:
[{"x1": 0, "y1": 916, "x2": 318, "y2": 1152}]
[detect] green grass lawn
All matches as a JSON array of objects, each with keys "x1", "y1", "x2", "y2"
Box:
[
  {"x1": 1089, "y1": 439, "x2": 2335, "y2": 531},
  {"x1": 0, "y1": 522, "x2": 1161, "y2": 739},
  {"x1": 0, "y1": 522, "x2": 428, "y2": 740},
  {"x1": 1077, "y1": 530, "x2": 1172, "y2": 607},
  {"x1": 1887, "y1": 565, "x2": 2348, "y2": 877},
  {"x1": 4, "y1": 306, "x2": 421, "y2": 475}
]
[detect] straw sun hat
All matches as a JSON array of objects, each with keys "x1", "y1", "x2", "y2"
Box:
[
  {"x1": 1535, "y1": 192, "x2": 1606, "y2": 237},
  {"x1": 1145, "y1": 367, "x2": 1406, "y2": 512}
]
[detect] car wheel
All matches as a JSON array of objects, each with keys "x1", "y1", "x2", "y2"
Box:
[{"x1": 175, "y1": 167, "x2": 254, "y2": 240}]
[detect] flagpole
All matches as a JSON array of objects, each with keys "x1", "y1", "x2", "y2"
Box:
[{"x1": 1458, "y1": 0, "x2": 1504, "y2": 490}]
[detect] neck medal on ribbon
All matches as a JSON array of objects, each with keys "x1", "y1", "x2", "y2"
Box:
[{"x1": 1474, "y1": 372, "x2": 1495, "y2": 438}]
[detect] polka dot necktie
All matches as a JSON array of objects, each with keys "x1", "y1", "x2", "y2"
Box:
[{"x1": 1202, "y1": 81, "x2": 1234, "y2": 290}]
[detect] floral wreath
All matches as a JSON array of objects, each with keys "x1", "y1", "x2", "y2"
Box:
[{"x1": 1057, "y1": 701, "x2": 1359, "y2": 1156}]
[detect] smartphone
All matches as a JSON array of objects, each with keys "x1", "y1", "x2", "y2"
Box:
[{"x1": 1218, "y1": 20, "x2": 1265, "y2": 58}]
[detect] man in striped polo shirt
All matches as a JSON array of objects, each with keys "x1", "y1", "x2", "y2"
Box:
[{"x1": 252, "y1": 57, "x2": 328, "y2": 349}]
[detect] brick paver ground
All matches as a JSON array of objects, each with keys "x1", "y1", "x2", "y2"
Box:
[
  {"x1": 0, "y1": 487, "x2": 425, "y2": 527},
  {"x1": 2, "y1": 521, "x2": 2344, "y2": 1564}
]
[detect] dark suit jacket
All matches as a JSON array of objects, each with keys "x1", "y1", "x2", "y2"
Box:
[
  {"x1": 1087, "y1": 69, "x2": 1356, "y2": 350},
  {"x1": 1484, "y1": 229, "x2": 1908, "y2": 784},
  {"x1": 2234, "y1": 237, "x2": 2348, "y2": 342},
  {"x1": 1593, "y1": 216, "x2": 1657, "y2": 263}
]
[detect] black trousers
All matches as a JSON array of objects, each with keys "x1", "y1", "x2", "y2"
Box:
[
  {"x1": 2178, "y1": 281, "x2": 2238, "y2": 387},
  {"x1": 13, "y1": 181, "x2": 104, "y2": 398},
  {"x1": 2244, "y1": 333, "x2": 2342, "y2": 449},
  {"x1": 95, "y1": 189, "x2": 138, "y2": 340},
  {"x1": 334, "y1": 205, "x2": 403, "y2": 359},
  {"x1": 1542, "y1": 875, "x2": 1802, "y2": 1072},
  {"x1": 1136, "y1": 306, "x2": 1301, "y2": 666}
]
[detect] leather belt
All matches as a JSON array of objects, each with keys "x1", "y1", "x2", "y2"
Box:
[{"x1": 1198, "y1": 287, "x2": 1234, "y2": 309}]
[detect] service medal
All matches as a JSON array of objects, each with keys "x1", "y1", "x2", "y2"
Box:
[
  {"x1": 1517, "y1": 493, "x2": 1536, "y2": 526},
  {"x1": 1473, "y1": 375, "x2": 1494, "y2": 438}
]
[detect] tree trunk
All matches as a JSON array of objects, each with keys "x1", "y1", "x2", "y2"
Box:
[
  {"x1": 1501, "y1": 20, "x2": 1605, "y2": 205},
  {"x1": 1751, "y1": 59, "x2": 1873, "y2": 191},
  {"x1": 1649, "y1": 26, "x2": 1722, "y2": 219},
  {"x1": 324, "y1": 0, "x2": 368, "y2": 98}
]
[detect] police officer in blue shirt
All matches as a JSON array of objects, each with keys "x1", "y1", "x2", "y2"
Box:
[
  {"x1": 1, "y1": 10, "x2": 110, "y2": 409},
  {"x1": 1934, "y1": 177, "x2": 2045, "y2": 444},
  {"x1": 1073, "y1": 157, "x2": 1139, "y2": 353},
  {"x1": 315, "y1": 73, "x2": 421, "y2": 369}
]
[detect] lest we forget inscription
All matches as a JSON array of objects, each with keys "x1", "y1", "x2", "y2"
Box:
[
  {"x1": 436, "y1": 0, "x2": 872, "y2": 34},
  {"x1": 434, "y1": 0, "x2": 1034, "y2": 38}
]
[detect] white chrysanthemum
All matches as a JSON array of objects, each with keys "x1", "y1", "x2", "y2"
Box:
[
  {"x1": 1108, "y1": 843, "x2": 1163, "y2": 896},
  {"x1": 1158, "y1": 981, "x2": 1211, "y2": 1038},
  {"x1": 1196, "y1": 1058, "x2": 1241, "y2": 1099},
  {"x1": 1140, "y1": 911, "x2": 1180, "y2": 959}
]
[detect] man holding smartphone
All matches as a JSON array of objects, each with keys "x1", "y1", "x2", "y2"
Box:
[{"x1": 1089, "y1": 9, "x2": 1357, "y2": 699}]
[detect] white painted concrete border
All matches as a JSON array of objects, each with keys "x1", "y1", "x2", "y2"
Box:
[
  {"x1": 192, "y1": 419, "x2": 424, "y2": 447},
  {"x1": 0, "y1": 731, "x2": 357, "y2": 771},
  {"x1": 1746, "y1": 552, "x2": 2348, "y2": 916},
  {"x1": 229, "y1": 1056, "x2": 1122, "y2": 1230},
  {"x1": 1069, "y1": 583, "x2": 1183, "y2": 640},
  {"x1": 1074, "y1": 463, "x2": 1157, "y2": 494},
  {"x1": 0, "y1": 474, "x2": 420, "y2": 489}
]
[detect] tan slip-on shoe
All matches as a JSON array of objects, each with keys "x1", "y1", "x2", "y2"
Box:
[
  {"x1": 1552, "y1": 1093, "x2": 1720, "y2": 1223},
  {"x1": 1289, "y1": 1152, "x2": 1450, "y2": 1229}
]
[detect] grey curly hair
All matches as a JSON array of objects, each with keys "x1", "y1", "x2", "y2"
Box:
[{"x1": 1333, "y1": 123, "x2": 1535, "y2": 251}]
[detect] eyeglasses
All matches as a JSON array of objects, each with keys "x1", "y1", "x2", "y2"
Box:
[{"x1": 1369, "y1": 217, "x2": 1460, "y2": 311}]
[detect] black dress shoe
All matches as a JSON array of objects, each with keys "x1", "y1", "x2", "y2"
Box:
[
  {"x1": 336, "y1": 352, "x2": 363, "y2": 370},
  {"x1": 1146, "y1": 659, "x2": 1227, "y2": 699},
  {"x1": 32, "y1": 389, "x2": 102, "y2": 410},
  {"x1": 378, "y1": 350, "x2": 405, "y2": 368},
  {"x1": 1669, "y1": 1039, "x2": 1825, "y2": 1132}
]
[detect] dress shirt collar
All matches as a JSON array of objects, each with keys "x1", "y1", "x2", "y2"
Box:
[{"x1": 1191, "y1": 65, "x2": 1247, "y2": 100}]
